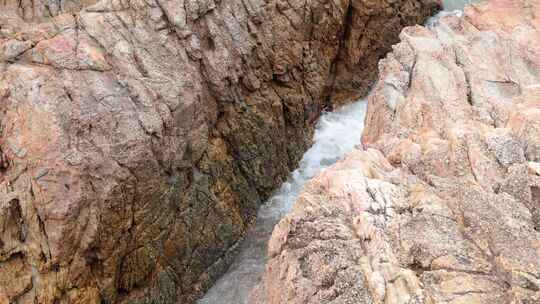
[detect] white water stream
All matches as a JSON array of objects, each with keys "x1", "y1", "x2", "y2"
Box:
[{"x1": 199, "y1": 2, "x2": 480, "y2": 303}]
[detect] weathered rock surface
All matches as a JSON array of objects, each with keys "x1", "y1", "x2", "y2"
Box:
[
  {"x1": 256, "y1": 0, "x2": 540, "y2": 303},
  {"x1": 0, "y1": 0, "x2": 439, "y2": 302}
]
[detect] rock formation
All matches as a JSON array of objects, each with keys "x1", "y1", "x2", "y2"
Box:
[
  {"x1": 255, "y1": 0, "x2": 540, "y2": 303},
  {"x1": 0, "y1": 0, "x2": 439, "y2": 303}
]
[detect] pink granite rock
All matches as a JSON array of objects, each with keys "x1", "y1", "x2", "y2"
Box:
[{"x1": 256, "y1": 1, "x2": 540, "y2": 303}]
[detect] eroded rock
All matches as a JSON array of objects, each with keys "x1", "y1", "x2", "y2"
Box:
[
  {"x1": 256, "y1": 1, "x2": 540, "y2": 303},
  {"x1": 0, "y1": 0, "x2": 439, "y2": 303}
]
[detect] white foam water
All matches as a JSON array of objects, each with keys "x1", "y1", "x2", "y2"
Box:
[
  {"x1": 198, "y1": 100, "x2": 367, "y2": 304},
  {"x1": 425, "y1": 9, "x2": 463, "y2": 27}
]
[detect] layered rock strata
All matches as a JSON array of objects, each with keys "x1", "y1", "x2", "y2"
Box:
[
  {"x1": 0, "y1": 0, "x2": 439, "y2": 302},
  {"x1": 256, "y1": 1, "x2": 540, "y2": 303}
]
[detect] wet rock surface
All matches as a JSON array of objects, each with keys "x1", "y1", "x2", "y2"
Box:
[
  {"x1": 256, "y1": 0, "x2": 540, "y2": 303},
  {"x1": 0, "y1": 0, "x2": 439, "y2": 303}
]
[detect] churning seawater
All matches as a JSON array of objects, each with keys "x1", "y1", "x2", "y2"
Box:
[{"x1": 198, "y1": 1, "x2": 480, "y2": 303}]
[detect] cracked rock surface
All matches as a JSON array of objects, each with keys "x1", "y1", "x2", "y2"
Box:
[
  {"x1": 0, "y1": 0, "x2": 439, "y2": 302},
  {"x1": 254, "y1": 1, "x2": 540, "y2": 303}
]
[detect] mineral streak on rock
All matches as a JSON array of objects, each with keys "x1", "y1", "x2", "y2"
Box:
[
  {"x1": 0, "y1": 0, "x2": 439, "y2": 302},
  {"x1": 255, "y1": 0, "x2": 540, "y2": 303}
]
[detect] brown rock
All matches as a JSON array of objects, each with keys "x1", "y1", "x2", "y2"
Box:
[
  {"x1": 257, "y1": 0, "x2": 540, "y2": 303},
  {"x1": 0, "y1": 0, "x2": 438, "y2": 303}
]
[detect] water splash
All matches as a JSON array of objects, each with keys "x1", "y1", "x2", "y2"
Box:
[
  {"x1": 198, "y1": 100, "x2": 367, "y2": 304},
  {"x1": 425, "y1": 9, "x2": 463, "y2": 27}
]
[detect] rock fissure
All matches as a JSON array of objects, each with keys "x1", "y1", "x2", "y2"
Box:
[
  {"x1": 256, "y1": 1, "x2": 540, "y2": 303},
  {"x1": 0, "y1": 0, "x2": 444, "y2": 302}
]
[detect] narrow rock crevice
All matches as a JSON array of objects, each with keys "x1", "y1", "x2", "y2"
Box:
[{"x1": 0, "y1": 0, "x2": 439, "y2": 303}]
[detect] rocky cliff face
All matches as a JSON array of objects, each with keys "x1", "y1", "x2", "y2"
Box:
[
  {"x1": 0, "y1": 0, "x2": 438, "y2": 303},
  {"x1": 256, "y1": 0, "x2": 540, "y2": 303}
]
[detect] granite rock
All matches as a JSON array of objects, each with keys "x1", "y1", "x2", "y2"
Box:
[
  {"x1": 256, "y1": 1, "x2": 540, "y2": 303},
  {"x1": 0, "y1": 0, "x2": 439, "y2": 302}
]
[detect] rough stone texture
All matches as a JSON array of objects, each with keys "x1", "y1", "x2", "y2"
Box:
[
  {"x1": 256, "y1": 1, "x2": 540, "y2": 303},
  {"x1": 326, "y1": 0, "x2": 441, "y2": 105},
  {"x1": 0, "y1": 0, "x2": 439, "y2": 303}
]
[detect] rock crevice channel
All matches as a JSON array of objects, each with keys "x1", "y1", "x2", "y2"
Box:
[
  {"x1": 0, "y1": 0, "x2": 439, "y2": 303},
  {"x1": 254, "y1": 0, "x2": 540, "y2": 303}
]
